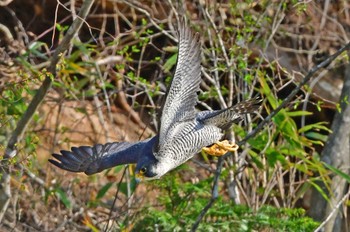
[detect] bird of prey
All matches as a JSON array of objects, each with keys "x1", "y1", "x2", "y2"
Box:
[{"x1": 49, "y1": 20, "x2": 260, "y2": 181}]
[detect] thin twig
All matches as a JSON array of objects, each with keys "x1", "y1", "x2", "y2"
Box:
[
  {"x1": 191, "y1": 156, "x2": 224, "y2": 231},
  {"x1": 201, "y1": 8, "x2": 227, "y2": 109},
  {"x1": 103, "y1": 166, "x2": 128, "y2": 232},
  {"x1": 122, "y1": 0, "x2": 176, "y2": 42},
  {"x1": 314, "y1": 189, "x2": 350, "y2": 232}
]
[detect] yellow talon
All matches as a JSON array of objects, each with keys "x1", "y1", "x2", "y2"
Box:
[{"x1": 202, "y1": 140, "x2": 239, "y2": 156}]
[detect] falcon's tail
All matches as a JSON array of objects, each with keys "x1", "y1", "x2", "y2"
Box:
[{"x1": 199, "y1": 97, "x2": 261, "y2": 129}]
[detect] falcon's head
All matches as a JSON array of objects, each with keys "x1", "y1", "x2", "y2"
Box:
[{"x1": 135, "y1": 153, "x2": 173, "y2": 181}]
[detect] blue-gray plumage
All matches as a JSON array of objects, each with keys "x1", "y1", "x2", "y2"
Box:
[
  {"x1": 50, "y1": 137, "x2": 157, "y2": 175},
  {"x1": 49, "y1": 19, "x2": 260, "y2": 180}
]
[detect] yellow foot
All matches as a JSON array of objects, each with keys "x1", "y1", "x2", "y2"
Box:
[{"x1": 202, "y1": 140, "x2": 239, "y2": 156}]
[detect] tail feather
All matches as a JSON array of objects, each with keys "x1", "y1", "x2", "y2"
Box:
[
  {"x1": 231, "y1": 97, "x2": 261, "y2": 114},
  {"x1": 198, "y1": 97, "x2": 261, "y2": 129}
]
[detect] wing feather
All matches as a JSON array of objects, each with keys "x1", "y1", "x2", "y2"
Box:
[
  {"x1": 49, "y1": 137, "x2": 157, "y2": 175},
  {"x1": 158, "y1": 19, "x2": 202, "y2": 147}
]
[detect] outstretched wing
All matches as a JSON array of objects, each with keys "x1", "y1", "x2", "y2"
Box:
[
  {"x1": 49, "y1": 137, "x2": 157, "y2": 175},
  {"x1": 157, "y1": 20, "x2": 202, "y2": 148}
]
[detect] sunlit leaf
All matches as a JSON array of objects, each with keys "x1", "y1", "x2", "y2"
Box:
[
  {"x1": 286, "y1": 111, "x2": 313, "y2": 117},
  {"x1": 298, "y1": 122, "x2": 331, "y2": 134}
]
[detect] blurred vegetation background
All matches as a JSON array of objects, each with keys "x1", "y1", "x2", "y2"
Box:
[{"x1": 0, "y1": 0, "x2": 350, "y2": 231}]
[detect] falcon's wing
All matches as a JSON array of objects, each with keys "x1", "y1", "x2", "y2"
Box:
[
  {"x1": 157, "y1": 20, "x2": 202, "y2": 148},
  {"x1": 49, "y1": 137, "x2": 157, "y2": 175}
]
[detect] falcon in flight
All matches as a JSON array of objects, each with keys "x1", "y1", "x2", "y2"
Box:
[{"x1": 49, "y1": 19, "x2": 260, "y2": 181}]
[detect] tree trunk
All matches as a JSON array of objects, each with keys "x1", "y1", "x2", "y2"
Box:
[{"x1": 308, "y1": 61, "x2": 350, "y2": 231}]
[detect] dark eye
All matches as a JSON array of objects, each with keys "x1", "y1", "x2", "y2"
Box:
[{"x1": 140, "y1": 167, "x2": 147, "y2": 174}]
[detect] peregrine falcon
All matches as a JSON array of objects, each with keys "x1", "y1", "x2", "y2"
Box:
[{"x1": 49, "y1": 20, "x2": 260, "y2": 181}]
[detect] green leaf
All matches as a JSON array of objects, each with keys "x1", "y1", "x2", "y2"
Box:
[
  {"x1": 132, "y1": 45, "x2": 140, "y2": 53},
  {"x1": 323, "y1": 162, "x2": 350, "y2": 183},
  {"x1": 96, "y1": 182, "x2": 113, "y2": 200},
  {"x1": 285, "y1": 111, "x2": 313, "y2": 117},
  {"x1": 249, "y1": 150, "x2": 264, "y2": 169},
  {"x1": 258, "y1": 74, "x2": 277, "y2": 109},
  {"x1": 163, "y1": 53, "x2": 178, "y2": 72},
  {"x1": 316, "y1": 101, "x2": 323, "y2": 111},
  {"x1": 113, "y1": 165, "x2": 124, "y2": 173},
  {"x1": 119, "y1": 179, "x2": 137, "y2": 196},
  {"x1": 273, "y1": 111, "x2": 299, "y2": 142},
  {"x1": 298, "y1": 122, "x2": 331, "y2": 134},
  {"x1": 55, "y1": 188, "x2": 71, "y2": 209},
  {"x1": 305, "y1": 132, "x2": 328, "y2": 142},
  {"x1": 266, "y1": 150, "x2": 288, "y2": 166},
  {"x1": 308, "y1": 180, "x2": 330, "y2": 201}
]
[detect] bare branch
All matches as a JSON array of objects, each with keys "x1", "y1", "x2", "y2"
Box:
[{"x1": 314, "y1": 189, "x2": 350, "y2": 232}]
